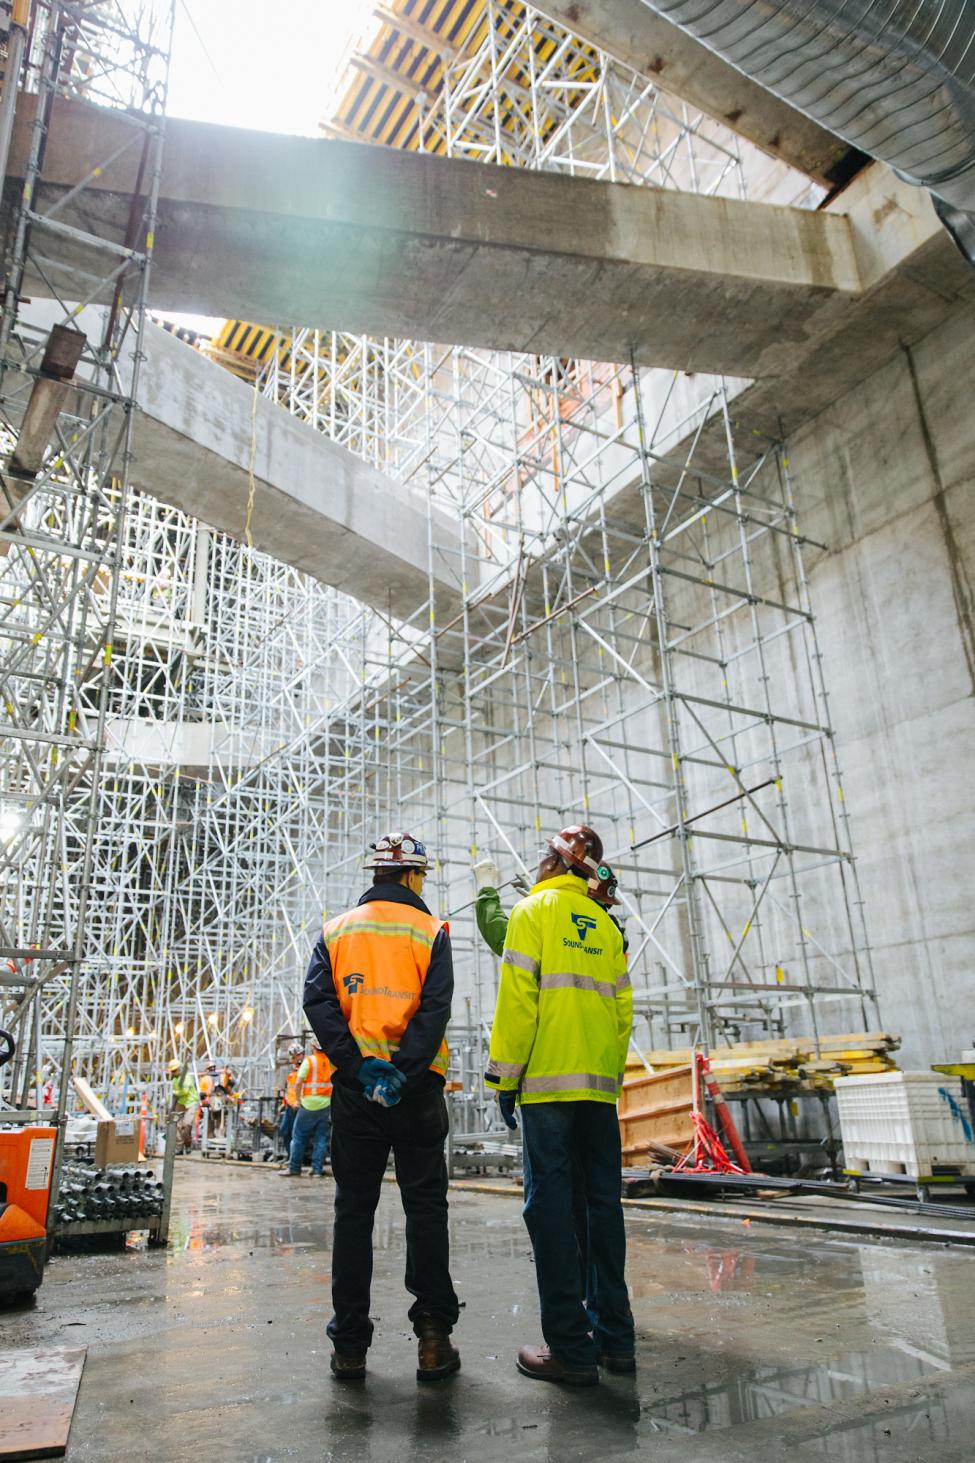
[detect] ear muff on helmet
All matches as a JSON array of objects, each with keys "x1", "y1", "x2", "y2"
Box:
[{"x1": 587, "y1": 861, "x2": 621, "y2": 906}]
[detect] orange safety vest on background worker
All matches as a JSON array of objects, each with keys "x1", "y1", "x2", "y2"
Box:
[
  {"x1": 284, "y1": 1068, "x2": 300, "y2": 1109},
  {"x1": 303, "y1": 1049, "x2": 334, "y2": 1098},
  {"x1": 322, "y1": 902, "x2": 450, "y2": 1078}
]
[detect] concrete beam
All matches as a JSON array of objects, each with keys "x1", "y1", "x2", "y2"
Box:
[
  {"x1": 4, "y1": 95, "x2": 861, "y2": 380},
  {"x1": 602, "y1": 166, "x2": 975, "y2": 532},
  {"x1": 102, "y1": 719, "x2": 256, "y2": 777},
  {"x1": 535, "y1": 1, "x2": 860, "y2": 188},
  {"x1": 9, "y1": 301, "x2": 464, "y2": 619},
  {"x1": 129, "y1": 324, "x2": 463, "y2": 618}
]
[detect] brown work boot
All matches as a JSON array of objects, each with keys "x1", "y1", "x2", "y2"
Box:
[
  {"x1": 416, "y1": 1316, "x2": 461, "y2": 1381},
  {"x1": 516, "y1": 1344, "x2": 598, "y2": 1387},
  {"x1": 330, "y1": 1350, "x2": 366, "y2": 1381}
]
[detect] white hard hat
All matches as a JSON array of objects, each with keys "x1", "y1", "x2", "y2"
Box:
[{"x1": 364, "y1": 831, "x2": 429, "y2": 872}]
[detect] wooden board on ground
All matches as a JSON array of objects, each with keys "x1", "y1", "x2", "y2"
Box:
[
  {"x1": 619, "y1": 1065, "x2": 694, "y2": 1157},
  {"x1": 0, "y1": 1348, "x2": 86, "y2": 1460}
]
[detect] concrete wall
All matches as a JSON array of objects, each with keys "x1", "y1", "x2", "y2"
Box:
[{"x1": 785, "y1": 298, "x2": 975, "y2": 1070}]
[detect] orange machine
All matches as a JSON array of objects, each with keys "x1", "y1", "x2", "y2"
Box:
[{"x1": 0, "y1": 1126, "x2": 56, "y2": 1300}]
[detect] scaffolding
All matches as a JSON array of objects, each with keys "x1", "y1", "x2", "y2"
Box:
[
  {"x1": 0, "y1": 0, "x2": 173, "y2": 1129},
  {"x1": 254, "y1": 0, "x2": 878, "y2": 1126},
  {"x1": 1, "y1": 0, "x2": 877, "y2": 1134}
]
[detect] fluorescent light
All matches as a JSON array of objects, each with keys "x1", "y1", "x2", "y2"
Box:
[{"x1": 0, "y1": 809, "x2": 22, "y2": 842}]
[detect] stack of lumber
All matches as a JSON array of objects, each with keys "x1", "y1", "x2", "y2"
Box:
[{"x1": 625, "y1": 1033, "x2": 899, "y2": 1096}]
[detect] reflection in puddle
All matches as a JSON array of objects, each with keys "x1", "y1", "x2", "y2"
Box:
[
  {"x1": 801, "y1": 1383, "x2": 975, "y2": 1461},
  {"x1": 639, "y1": 1348, "x2": 939, "y2": 1434}
]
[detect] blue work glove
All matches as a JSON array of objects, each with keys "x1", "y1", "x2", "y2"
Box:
[
  {"x1": 498, "y1": 1090, "x2": 518, "y2": 1130},
  {"x1": 370, "y1": 1076, "x2": 403, "y2": 1108},
  {"x1": 357, "y1": 1057, "x2": 406, "y2": 1101}
]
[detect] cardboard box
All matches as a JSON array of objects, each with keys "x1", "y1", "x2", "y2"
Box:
[{"x1": 95, "y1": 1117, "x2": 140, "y2": 1167}]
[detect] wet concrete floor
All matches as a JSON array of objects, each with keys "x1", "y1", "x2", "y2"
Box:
[{"x1": 5, "y1": 1161, "x2": 975, "y2": 1461}]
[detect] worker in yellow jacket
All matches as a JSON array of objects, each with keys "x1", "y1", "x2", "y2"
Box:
[{"x1": 486, "y1": 824, "x2": 634, "y2": 1387}]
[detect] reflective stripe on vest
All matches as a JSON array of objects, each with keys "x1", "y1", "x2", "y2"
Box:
[
  {"x1": 304, "y1": 1049, "x2": 333, "y2": 1098},
  {"x1": 323, "y1": 901, "x2": 450, "y2": 1078},
  {"x1": 285, "y1": 1070, "x2": 299, "y2": 1108}
]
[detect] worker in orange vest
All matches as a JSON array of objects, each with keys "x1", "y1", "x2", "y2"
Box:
[
  {"x1": 304, "y1": 831, "x2": 459, "y2": 1384},
  {"x1": 278, "y1": 1042, "x2": 304, "y2": 1159},
  {"x1": 281, "y1": 1038, "x2": 333, "y2": 1178},
  {"x1": 198, "y1": 1062, "x2": 217, "y2": 1103}
]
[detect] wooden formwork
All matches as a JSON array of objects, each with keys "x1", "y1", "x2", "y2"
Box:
[{"x1": 619, "y1": 1065, "x2": 694, "y2": 1161}]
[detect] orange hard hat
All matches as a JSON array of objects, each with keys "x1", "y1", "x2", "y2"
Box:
[{"x1": 547, "y1": 824, "x2": 603, "y2": 876}]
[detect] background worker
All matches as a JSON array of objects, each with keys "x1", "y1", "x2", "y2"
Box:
[
  {"x1": 217, "y1": 1064, "x2": 239, "y2": 1098},
  {"x1": 304, "y1": 831, "x2": 460, "y2": 1384},
  {"x1": 197, "y1": 1059, "x2": 218, "y2": 1139},
  {"x1": 283, "y1": 1036, "x2": 332, "y2": 1178},
  {"x1": 278, "y1": 1042, "x2": 304, "y2": 1161},
  {"x1": 198, "y1": 1060, "x2": 217, "y2": 1103},
  {"x1": 486, "y1": 824, "x2": 634, "y2": 1387},
  {"x1": 168, "y1": 1058, "x2": 197, "y2": 1154}
]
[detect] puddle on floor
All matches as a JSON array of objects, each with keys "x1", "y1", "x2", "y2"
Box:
[
  {"x1": 636, "y1": 1346, "x2": 939, "y2": 1434},
  {"x1": 798, "y1": 1388, "x2": 965, "y2": 1461}
]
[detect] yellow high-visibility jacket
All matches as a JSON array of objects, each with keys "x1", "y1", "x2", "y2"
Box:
[{"x1": 486, "y1": 873, "x2": 632, "y2": 1104}]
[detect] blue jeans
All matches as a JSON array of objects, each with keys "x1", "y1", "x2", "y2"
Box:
[
  {"x1": 279, "y1": 1105, "x2": 296, "y2": 1153},
  {"x1": 289, "y1": 1104, "x2": 330, "y2": 1175},
  {"x1": 521, "y1": 1101, "x2": 634, "y2": 1368}
]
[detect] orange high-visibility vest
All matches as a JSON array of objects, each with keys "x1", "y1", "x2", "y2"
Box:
[
  {"x1": 323, "y1": 901, "x2": 449, "y2": 1078},
  {"x1": 285, "y1": 1070, "x2": 300, "y2": 1109},
  {"x1": 303, "y1": 1049, "x2": 333, "y2": 1098},
  {"x1": 199, "y1": 1072, "x2": 215, "y2": 1099}
]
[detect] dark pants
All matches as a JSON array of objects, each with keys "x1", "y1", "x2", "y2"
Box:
[
  {"x1": 327, "y1": 1081, "x2": 459, "y2": 1354},
  {"x1": 521, "y1": 1100, "x2": 634, "y2": 1368},
  {"x1": 278, "y1": 1104, "x2": 296, "y2": 1152},
  {"x1": 289, "y1": 1104, "x2": 330, "y2": 1175}
]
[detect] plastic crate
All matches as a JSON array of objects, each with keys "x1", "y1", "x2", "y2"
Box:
[{"x1": 834, "y1": 1071, "x2": 975, "y2": 1178}]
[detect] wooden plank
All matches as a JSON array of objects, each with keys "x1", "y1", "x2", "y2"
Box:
[
  {"x1": 72, "y1": 1075, "x2": 111, "y2": 1123},
  {"x1": 0, "y1": 1348, "x2": 86, "y2": 1460}
]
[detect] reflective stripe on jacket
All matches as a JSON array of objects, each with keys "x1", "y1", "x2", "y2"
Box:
[
  {"x1": 486, "y1": 872, "x2": 632, "y2": 1105},
  {"x1": 302, "y1": 1049, "x2": 333, "y2": 1098},
  {"x1": 323, "y1": 901, "x2": 450, "y2": 1078}
]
